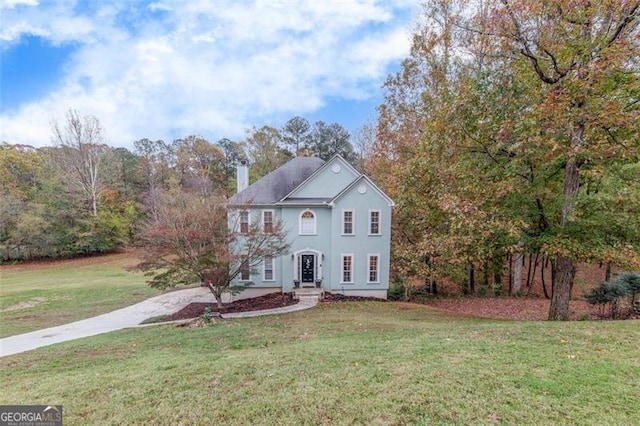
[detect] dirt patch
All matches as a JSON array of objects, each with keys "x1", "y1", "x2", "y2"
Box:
[
  {"x1": 418, "y1": 296, "x2": 636, "y2": 321},
  {"x1": 1, "y1": 297, "x2": 49, "y2": 312},
  {"x1": 164, "y1": 293, "x2": 298, "y2": 321}
]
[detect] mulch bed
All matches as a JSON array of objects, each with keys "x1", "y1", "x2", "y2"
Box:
[
  {"x1": 321, "y1": 293, "x2": 387, "y2": 303},
  {"x1": 164, "y1": 292, "x2": 298, "y2": 321},
  {"x1": 164, "y1": 292, "x2": 387, "y2": 321}
]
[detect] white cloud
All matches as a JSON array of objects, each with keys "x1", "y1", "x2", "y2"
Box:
[
  {"x1": 0, "y1": 0, "x2": 417, "y2": 148},
  {"x1": 1, "y1": 0, "x2": 39, "y2": 9}
]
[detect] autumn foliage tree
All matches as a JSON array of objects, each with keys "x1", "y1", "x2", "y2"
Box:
[
  {"x1": 369, "y1": 0, "x2": 640, "y2": 320},
  {"x1": 138, "y1": 187, "x2": 289, "y2": 308}
]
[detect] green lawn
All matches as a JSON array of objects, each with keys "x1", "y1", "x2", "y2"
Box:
[
  {"x1": 0, "y1": 252, "x2": 160, "y2": 337},
  {"x1": 2, "y1": 302, "x2": 638, "y2": 425}
]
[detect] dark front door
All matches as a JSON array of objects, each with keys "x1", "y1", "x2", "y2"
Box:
[{"x1": 301, "y1": 254, "x2": 315, "y2": 283}]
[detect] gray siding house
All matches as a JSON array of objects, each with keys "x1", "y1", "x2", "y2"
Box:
[{"x1": 228, "y1": 155, "x2": 394, "y2": 299}]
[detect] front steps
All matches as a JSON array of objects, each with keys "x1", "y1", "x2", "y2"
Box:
[{"x1": 292, "y1": 287, "x2": 324, "y2": 301}]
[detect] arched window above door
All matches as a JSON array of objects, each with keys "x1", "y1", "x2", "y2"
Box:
[{"x1": 299, "y1": 210, "x2": 316, "y2": 235}]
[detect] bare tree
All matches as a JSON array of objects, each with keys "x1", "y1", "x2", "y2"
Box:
[{"x1": 51, "y1": 110, "x2": 107, "y2": 217}]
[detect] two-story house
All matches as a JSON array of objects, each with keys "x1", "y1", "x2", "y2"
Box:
[{"x1": 228, "y1": 154, "x2": 394, "y2": 299}]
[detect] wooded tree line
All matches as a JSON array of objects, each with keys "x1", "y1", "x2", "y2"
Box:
[
  {"x1": 364, "y1": 0, "x2": 640, "y2": 320},
  {"x1": 0, "y1": 112, "x2": 357, "y2": 263}
]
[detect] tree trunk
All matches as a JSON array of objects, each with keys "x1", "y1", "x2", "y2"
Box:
[
  {"x1": 483, "y1": 261, "x2": 489, "y2": 287},
  {"x1": 508, "y1": 254, "x2": 513, "y2": 295},
  {"x1": 465, "y1": 263, "x2": 475, "y2": 295},
  {"x1": 541, "y1": 257, "x2": 550, "y2": 299},
  {"x1": 549, "y1": 121, "x2": 583, "y2": 320},
  {"x1": 91, "y1": 193, "x2": 98, "y2": 217},
  {"x1": 208, "y1": 284, "x2": 225, "y2": 309},
  {"x1": 526, "y1": 253, "x2": 539, "y2": 296},
  {"x1": 549, "y1": 260, "x2": 576, "y2": 321},
  {"x1": 605, "y1": 262, "x2": 612, "y2": 282},
  {"x1": 512, "y1": 252, "x2": 523, "y2": 296}
]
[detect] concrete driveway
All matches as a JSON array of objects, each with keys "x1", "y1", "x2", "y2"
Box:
[{"x1": 0, "y1": 287, "x2": 212, "y2": 358}]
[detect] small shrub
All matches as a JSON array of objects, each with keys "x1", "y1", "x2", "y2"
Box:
[
  {"x1": 492, "y1": 284, "x2": 503, "y2": 297},
  {"x1": 585, "y1": 281, "x2": 631, "y2": 319},
  {"x1": 478, "y1": 286, "x2": 488, "y2": 297},
  {"x1": 202, "y1": 307, "x2": 212, "y2": 323},
  {"x1": 387, "y1": 283, "x2": 405, "y2": 301},
  {"x1": 578, "y1": 313, "x2": 590, "y2": 321}
]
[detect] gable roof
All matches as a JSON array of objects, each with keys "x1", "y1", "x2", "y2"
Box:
[
  {"x1": 228, "y1": 156, "x2": 325, "y2": 205},
  {"x1": 328, "y1": 174, "x2": 395, "y2": 207},
  {"x1": 279, "y1": 154, "x2": 360, "y2": 202}
]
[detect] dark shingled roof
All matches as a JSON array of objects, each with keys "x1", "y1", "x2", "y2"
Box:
[{"x1": 228, "y1": 156, "x2": 325, "y2": 205}]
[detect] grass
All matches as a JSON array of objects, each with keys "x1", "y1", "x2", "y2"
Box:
[
  {"x1": 1, "y1": 302, "x2": 638, "y2": 425},
  {"x1": 0, "y1": 252, "x2": 160, "y2": 337}
]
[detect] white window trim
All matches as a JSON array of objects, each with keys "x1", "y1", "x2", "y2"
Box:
[
  {"x1": 262, "y1": 209, "x2": 274, "y2": 233},
  {"x1": 367, "y1": 253, "x2": 381, "y2": 284},
  {"x1": 341, "y1": 253, "x2": 354, "y2": 284},
  {"x1": 263, "y1": 256, "x2": 275, "y2": 282},
  {"x1": 239, "y1": 210, "x2": 250, "y2": 234},
  {"x1": 342, "y1": 209, "x2": 355, "y2": 236},
  {"x1": 299, "y1": 209, "x2": 317, "y2": 235},
  {"x1": 368, "y1": 209, "x2": 381, "y2": 236}
]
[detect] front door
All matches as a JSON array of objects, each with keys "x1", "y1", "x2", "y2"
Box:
[{"x1": 301, "y1": 254, "x2": 315, "y2": 284}]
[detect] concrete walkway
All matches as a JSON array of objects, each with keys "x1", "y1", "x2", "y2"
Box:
[{"x1": 0, "y1": 288, "x2": 318, "y2": 358}]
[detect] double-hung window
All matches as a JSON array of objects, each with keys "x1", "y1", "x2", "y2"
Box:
[
  {"x1": 239, "y1": 211, "x2": 249, "y2": 234},
  {"x1": 239, "y1": 256, "x2": 250, "y2": 281},
  {"x1": 369, "y1": 210, "x2": 381, "y2": 235},
  {"x1": 342, "y1": 210, "x2": 354, "y2": 235},
  {"x1": 263, "y1": 256, "x2": 275, "y2": 281},
  {"x1": 262, "y1": 210, "x2": 274, "y2": 233},
  {"x1": 368, "y1": 254, "x2": 380, "y2": 283},
  {"x1": 341, "y1": 254, "x2": 354, "y2": 283}
]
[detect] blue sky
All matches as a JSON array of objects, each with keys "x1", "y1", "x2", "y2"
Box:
[{"x1": 1, "y1": 0, "x2": 418, "y2": 149}]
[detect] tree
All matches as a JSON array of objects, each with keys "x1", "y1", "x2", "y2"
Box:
[
  {"x1": 51, "y1": 109, "x2": 107, "y2": 217},
  {"x1": 371, "y1": 0, "x2": 640, "y2": 320},
  {"x1": 134, "y1": 138, "x2": 172, "y2": 221},
  {"x1": 483, "y1": 0, "x2": 640, "y2": 319},
  {"x1": 281, "y1": 116, "x2": 311, "y2": 155},
  {"x1": 138, "y1": 187, "x2": 289, "y2": 308},
  {"x1": 243, "y1": 126, "x2": 293, "y2": 179},
  {"x1": 172, "y1": 135, "x2": 227, "y2": 195},
  {"x1": 307, "y1": 121, "x2": 357, "y2": 162}
]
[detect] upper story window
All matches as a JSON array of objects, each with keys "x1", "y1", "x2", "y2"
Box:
[
  {"x1": 239, "y1": 211, "x2": 249, "y2": 234},
  {"x1": 342, "y1": 210, "x2": 354, "y2": 235},
  {"x1": 369, "y1": 210, "x2": 381, "y2": 235},
  {"x1": 262, "y1": 210, "x2": 274, "y2": 233},
  {"x1": 299, "y1": 210, "x2": 316, "y2": 235}
]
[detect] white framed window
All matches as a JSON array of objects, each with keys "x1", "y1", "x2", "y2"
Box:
[
  {"x1": 367, "y1": 254, "x2": 380, "y2": 283},
  {"x1": 239, "y1": 211, "x2": 250, "y2": 234},
  {"x1": 341, "y1": 254, "x2": 354, "y2": 283},
  {"x1": 342, "y1": 210, "x2": 354, "y2": 235},
  {"x1": 239, "y1": 256, "x2": 250, "y2": 281},
  {"x1": 369, "y1": 210, "x2": 381, "y2": 235},
  {"x1": 262, "y1": 210, "x2": 274, "y2": 233},
  {"x1": 263, "y1": 256, "x2": 275, "y2": 281},
  {"x1": 299, "y1": 210, "x2": 316, "y2": 235}
]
